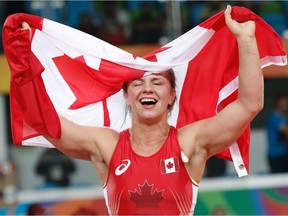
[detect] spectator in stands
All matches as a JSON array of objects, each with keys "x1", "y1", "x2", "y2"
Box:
[
  {"x1": 98, "y1": 1, "x2": 130, "y2": 45},
  {"x1": 130, "y1": 2, "x2": 164, "y2": 44},
  {"x1": 76, "y1": 13, "x2": 99, "y2": 38},
  {"x1": 265, "y1": 93, "x2": 288, "y2": 173},
  {"x1": 35, "y1": 148, "x2": 76, "y2": 187}
]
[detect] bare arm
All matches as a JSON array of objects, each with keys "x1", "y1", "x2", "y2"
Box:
[
  {"x1": 20, "y1": 22, "x2": 119, "y2": 163},
  {"x1": 46, "y1": 116, "x2": 119, "y2": 162},
  {"x1": 179, "y1": 5, "x2": 264, "y2": 160}
]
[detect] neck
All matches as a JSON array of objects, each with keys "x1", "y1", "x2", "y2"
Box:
[{"x1": 129, "y1": 122, "x2": 170, "y2": 156}]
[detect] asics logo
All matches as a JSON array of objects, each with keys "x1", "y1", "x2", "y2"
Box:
[{"x1": 115, "y1": 159, "x2": 131, "y2": 176}]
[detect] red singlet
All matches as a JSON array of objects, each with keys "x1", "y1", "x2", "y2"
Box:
[{"x1": 103, "y1": 126, "x2": 198, "y2": 215}]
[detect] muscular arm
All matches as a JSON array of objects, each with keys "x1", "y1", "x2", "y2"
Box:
[
  {"x1": 179, "y1": 5, "x2": 263, "y2": 161},
  {"x1": 20, "y1": 22, "x2": 119, "y2": 163},
  {"x1": 46, "y1": 116, "x2": 119, "y2": 162}
]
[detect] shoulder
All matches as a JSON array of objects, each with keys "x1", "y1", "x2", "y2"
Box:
[
  {"x1": 177, "y1": 121, "x2": 203, "y2": 147},
  {"x1": 176, "y1": 120, "x2": 210, "y2": 159},
  {"x1": 90, "y1": 127, "x2": 121, "y2": 164},
  {"x1": 93, "y1": 127, "x2": 120, "y2": 146}
]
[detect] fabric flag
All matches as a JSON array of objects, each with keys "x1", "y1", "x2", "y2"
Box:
[
  {"x1": 2, "y1": 6, "x2": 287, "y2": 177},
  {"x1": 161, "y1": 157, "x2": 180, "y2": 174}
]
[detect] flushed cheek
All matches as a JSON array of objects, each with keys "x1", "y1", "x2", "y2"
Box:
[{"x1": 125, "y1": 89, "x2": 140, "y2": 105}]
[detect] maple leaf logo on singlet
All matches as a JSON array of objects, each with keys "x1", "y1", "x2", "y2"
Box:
[
  {"x1": 129, "y1": 180, "x2": 164, "y2": 207},
  {"x1": 166, "y1": 161, "x2": 174, "y2": 170}
]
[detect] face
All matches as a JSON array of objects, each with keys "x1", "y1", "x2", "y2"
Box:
[
  {"x1": 124, "y1": 73, "x2": 176, "y2": 123},
  {"x1": 277, "y1": 96, "x2": 288, "y2": 113}
]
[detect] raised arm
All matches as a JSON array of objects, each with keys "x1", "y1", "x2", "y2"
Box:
[
  {"x1": 46, "y1": 116, "x2": 119, "y2": 162},
  {"x1": 20, "y1": 22, "x2": 119, "y2": 163},
  {"x1": 179, "y1": 5, "x2": 264, "y2": 159}
]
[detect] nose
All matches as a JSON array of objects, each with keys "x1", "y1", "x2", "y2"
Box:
[{"x1": 142, "y1": 80, "x2": 153, "y2": 93}]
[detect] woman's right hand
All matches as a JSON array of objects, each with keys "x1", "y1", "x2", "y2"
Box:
[
  {"x1": 21, "y1": 22, "x2": 31, "y2": 30},
  {"x1": 21, "y1": 22, "x2": 32, "y2": 39}
]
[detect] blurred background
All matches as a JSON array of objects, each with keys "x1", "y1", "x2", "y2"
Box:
[{"x1": 0, "y1": 1, "x2": 288, "y2": 215}]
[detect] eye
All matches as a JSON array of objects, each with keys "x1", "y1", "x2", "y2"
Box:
[
  {"x1": 154, "y1": 78, "x2": 166, "y2": 86},
  {"x1": 153, "y1": 82, "x2": 161, "y2": 85},
  {"x1": 131, "y1": 79, "x2": 143, "y2": 86}
]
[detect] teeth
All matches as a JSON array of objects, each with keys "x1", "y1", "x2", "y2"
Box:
[
  {"x1": 140, "y1": 98, "x2": 157, "y2": 105},
  {"x1": 140, "y1": 98, "x2": 156, "y2": 103}
]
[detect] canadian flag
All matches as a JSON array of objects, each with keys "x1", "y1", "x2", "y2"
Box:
[
  {"x1": 2, "y1": 6, "x2": 287, "y2": 177},
  {"x1": 161, "y1": 157, "x2": 180, "y2": 174}
]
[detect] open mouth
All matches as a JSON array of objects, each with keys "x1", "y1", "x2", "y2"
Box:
[{"x1": 140, "y1": 98, "x2": 157, "y2": 106}]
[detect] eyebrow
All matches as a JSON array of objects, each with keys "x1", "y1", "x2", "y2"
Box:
[{"x1": 134, "y1": 76, "x2": 166, "y2": 82}]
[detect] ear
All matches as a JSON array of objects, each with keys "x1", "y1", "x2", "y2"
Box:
[
  {"x1": 124, "y1": 91, "x2": 130, "y2": 106},
  {"x1": 169, "y1": 90, "x2": 176, "y2": 106}
]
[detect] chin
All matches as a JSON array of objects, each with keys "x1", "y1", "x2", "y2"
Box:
[{"x1": 139, "y1": 112, "x2": 165, "y2": 123}]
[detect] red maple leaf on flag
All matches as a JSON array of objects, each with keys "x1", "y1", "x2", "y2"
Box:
[
  {"x1": 129, "y1": 180, "x2": 164, "y2": 207},
  {"x1": 52, "y1": 54, "x2": 145, "y2": 109},
  {"x1": 166, "y1": 161, "x2": 174, "y2": 170}
]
